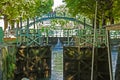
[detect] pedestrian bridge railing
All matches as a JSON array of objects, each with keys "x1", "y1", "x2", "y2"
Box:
[{"x1": 16, "y1": 28, "x2": 107, "y2": 47}]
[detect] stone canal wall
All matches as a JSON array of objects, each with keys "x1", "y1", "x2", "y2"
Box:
[
  {"x1": 63, "y1": 46, "x2": 110, "y2": 80},
  {"x1": 0, "y1": 45, "x2": 112, "y2": 80},
  {"x1": 14, "y1": 46, "x2": 51, "y2": 80}
]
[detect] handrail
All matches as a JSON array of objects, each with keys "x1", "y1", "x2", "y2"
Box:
[{"x1": 16, "y1": 28, "x2": 107, "y2": 47}]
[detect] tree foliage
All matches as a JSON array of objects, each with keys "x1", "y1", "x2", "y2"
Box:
[
  {"x1": 64, "y1": 0, "x2": 120, "y2": 27},
  {"x1": 50, "y1": 5, "x2": 74, "y2": 29},
  {"x1": 0, "y1": 0, "x2": 53, "y2": 30},
  {"x1": 35, "y1": 0, "x2": 53, "y2": 16}
]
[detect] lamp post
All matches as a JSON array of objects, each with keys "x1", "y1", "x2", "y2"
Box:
[
  {"x1": 91, "y1": 1, "x2": 113, "y2": 80},
  {"x1": 91, "y1": 1, "x2": 97, "y2": 80}
]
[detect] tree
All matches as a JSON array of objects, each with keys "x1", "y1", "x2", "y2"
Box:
[
  {"x1": 64, "y1": 0, "x2": 120, "y2": 27},
  {"x1": 50, "y1": 5, "x2": 74, "y2": 29},
  {"x1": 35, "y1": 0, "x2": 53, "y2": 16},
  {"x1": 0, "y1": 0, "x2": 53, "y2": 30}
]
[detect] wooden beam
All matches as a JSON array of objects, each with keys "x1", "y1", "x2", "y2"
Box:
[{"x1": 106, "y1": 23, "x2": 120, "y2": 30}]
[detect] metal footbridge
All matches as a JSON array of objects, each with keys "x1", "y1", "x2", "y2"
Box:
[{"x1": 14, "y1": 12, "x2": 106, "y2": 47}]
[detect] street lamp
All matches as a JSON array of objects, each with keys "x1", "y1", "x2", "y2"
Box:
[{"x1": 91, "y1": 1, "x2": 97, "y2": 80}]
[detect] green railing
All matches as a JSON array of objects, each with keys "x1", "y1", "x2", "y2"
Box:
[
  {"x1": 0, "y1": 27, "x2": 3, "y2": 43},
  {"x1": 77, "y1": 29, "x2": 107, "y2": 47},
  {"x1": 16, "y1": 28, "x2": 107, "y2": 47}
]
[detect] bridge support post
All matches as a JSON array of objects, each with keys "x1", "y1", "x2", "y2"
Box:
[
  {"x1": 67, "y1": 29, "x2": 70, "y2": 45},
  {"x1": 84, "y1": 18, "x2": 86, "y2": 29},
  {"x1": 26, "y1": 18, "x2": 29, "y2": 46}
]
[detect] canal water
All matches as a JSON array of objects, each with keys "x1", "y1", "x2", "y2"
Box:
[
  {"x1": 51, "y1": 38, "x2": 63, "y2": 80},
  {"x1": 111, "y1": 46, "x2": 118, "y2": 80}
]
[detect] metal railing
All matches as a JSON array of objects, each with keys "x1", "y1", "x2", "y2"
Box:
[{"x1": 16, "y1": 28, "x2": 107, "y2": 47}]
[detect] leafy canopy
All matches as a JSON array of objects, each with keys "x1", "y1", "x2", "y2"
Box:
[{"x1": 64, "y1": 0, "x2": 120, "y2": 25}]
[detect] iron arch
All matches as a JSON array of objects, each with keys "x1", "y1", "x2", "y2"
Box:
[{"x1": 28, "y1": 15, "x2": 92, "y2": 28}]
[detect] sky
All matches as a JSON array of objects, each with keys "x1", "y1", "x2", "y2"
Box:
[
  {"x1": 52, "y1": 0, "x2": 64, "y2": 10},
  {"x1": 0, "y1": 20, "x2": 4, "y2": 30}
]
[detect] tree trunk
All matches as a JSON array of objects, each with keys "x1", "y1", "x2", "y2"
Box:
[
  {"x1": 108, "y1": 0, "x2": 114, "y2": 24},
  {"x1": 4, "y1": 15, "x2": 8, "y2": 31},
  {"x1": 102, "y1": 18, "x2": 106, "y2": 26},
  {"x1": 16, "y1": 21, "x2": 19, "y2": 28},
  {"x1": 110, "y1": 17, "x2": 114, "y2": 24},
  {"x1": 10, "y1": 20, "x2": 15, "y2": 29},
  {"x1": 96, "y1": 19, "x2": 100, "y2": 29},
  {"x1": 92, "y1": 18, "x2": 94, "y2": 28}
]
